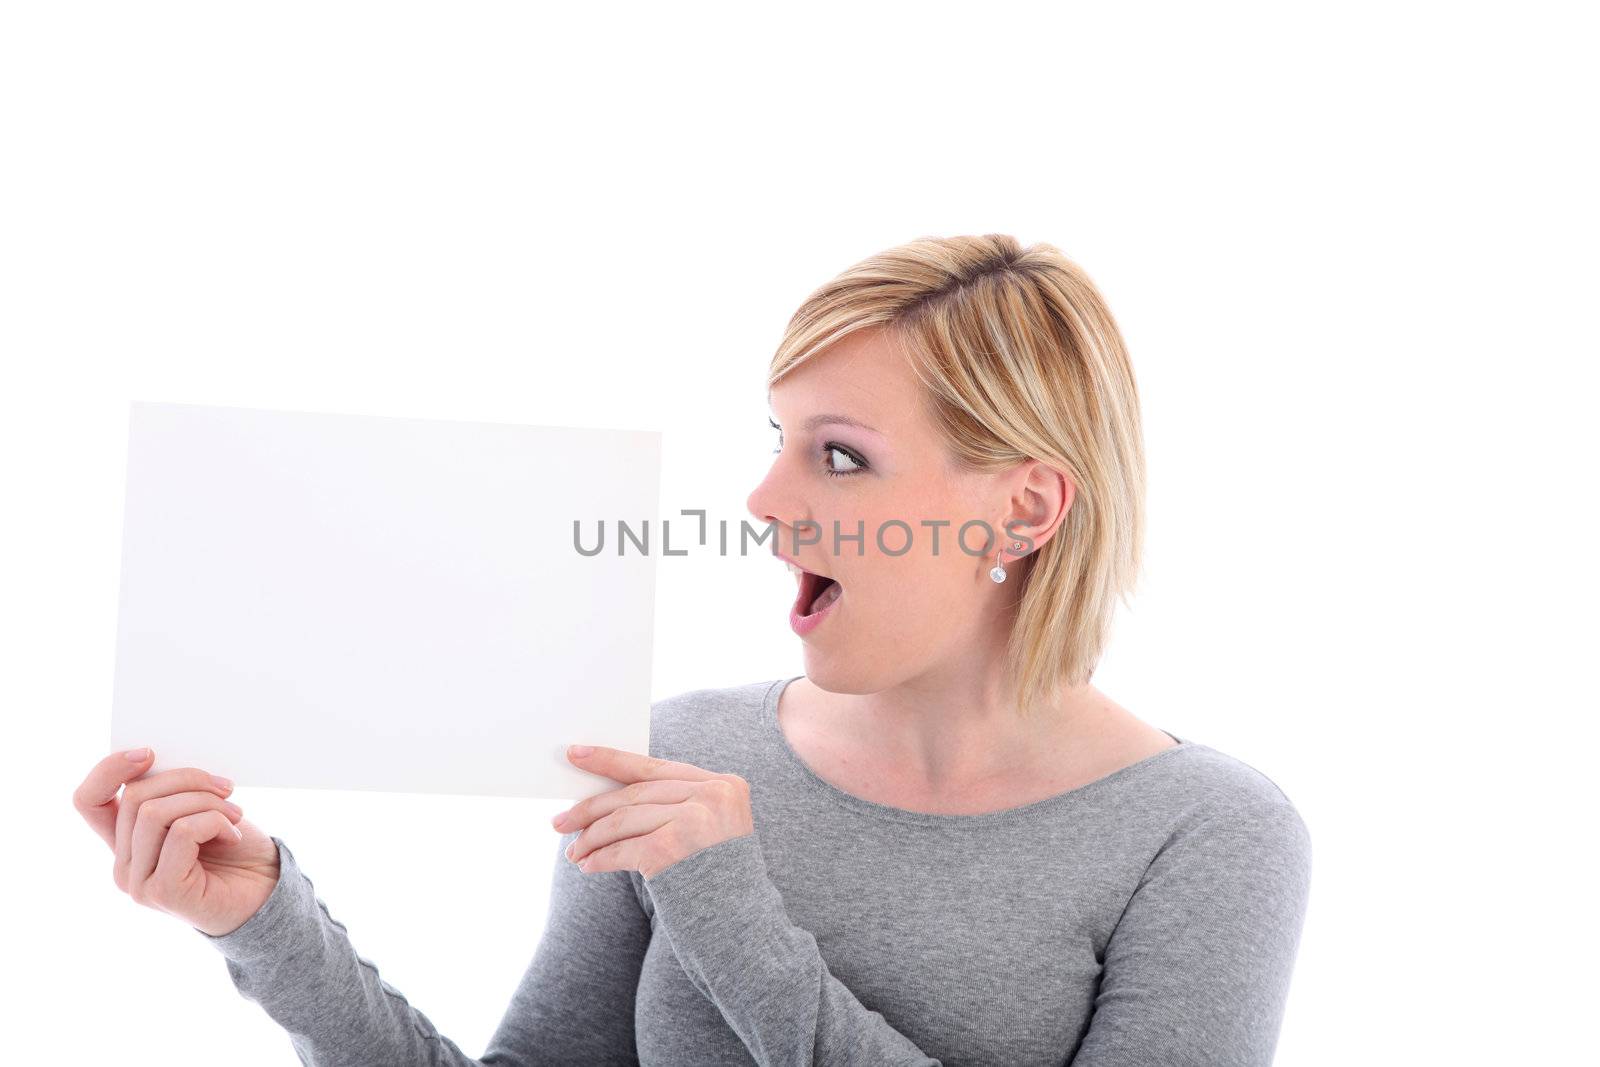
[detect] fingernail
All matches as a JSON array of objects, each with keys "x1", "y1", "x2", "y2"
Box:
[
  {"x1": 568, "y1": 745, "x2": 594, "y2": 759},
  {"x1": 210, "y1": 774, "x2": 234, "y2": 791},
  {"x1": 551, "y1": 811, "x2": 570, "y2": 830},
  {"x1": 124, "y1": 748, "x2": 149, "y2": 761},
  {"x1": 224, "y1": 801, "x2": 242, "y2": 816},
  {"x1": 565, "y1": 842, "x2": 577, "y2": 860}
]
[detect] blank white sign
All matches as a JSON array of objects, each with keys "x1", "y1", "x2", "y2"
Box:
[{"x1": 109, "y1": 401, "x2": 660, "y2": 801}]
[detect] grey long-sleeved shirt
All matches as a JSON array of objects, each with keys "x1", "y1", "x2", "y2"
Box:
[{"x1": 198, "y1": 675, "x2": 1312, "y2": 1065}]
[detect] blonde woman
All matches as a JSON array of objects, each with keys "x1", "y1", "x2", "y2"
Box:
[{"x1": 76, "y1": 235, "x2": 1311, "y2": 1065}]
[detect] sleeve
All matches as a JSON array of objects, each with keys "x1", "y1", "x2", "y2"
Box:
[
  {"x1": 642, "y1": 829, "x2": 942, "y2": 1067},
  {"x1": 196, "y1": 831, "x2": 652, "y2": 1066},
  {"x1": 1069, "y1": 798, "x2": 1313, "y2": 1067}
]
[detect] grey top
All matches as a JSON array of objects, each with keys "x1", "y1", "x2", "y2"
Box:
[{"x1": 199, "y1": 675, "x2": 1312, "y2": 1065}]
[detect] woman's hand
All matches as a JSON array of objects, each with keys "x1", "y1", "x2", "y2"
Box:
[
  {"x1": 550, "y1": 746, "x2": 754, "y2": 880},
  {"x1": 73, "y1": 747, "x2": 281, "y2": 937}
]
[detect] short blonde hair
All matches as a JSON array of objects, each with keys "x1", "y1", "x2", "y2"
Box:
[{"x1": 767, "y1": 234, "x2": 1145, "y2": 716}]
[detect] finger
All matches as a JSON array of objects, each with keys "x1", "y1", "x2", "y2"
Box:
[
  {"x1": 570, "y1": 801, "x2": 679, "y2": 865},
  {"x1": 148, "y1": 810, "x2": 236, "y2": 912},
  {"x1": 566, "y1": 745, "x2": 720, "y2": 785},
  {"x1": 577, "y1": 823, "x2": 675, "y2": 876},
  {"x1": 128, "y1": 791, "x2": 243, "y2": 900},
  {"x1": 557, "y1": 778, "x2": 698, "y2": 833},
  {"x1": 115, "y1": 768, "x2": 234, "y2": 891},
  {"x1": 73, "y1": 748, "x2": 154, "y2": 849}
]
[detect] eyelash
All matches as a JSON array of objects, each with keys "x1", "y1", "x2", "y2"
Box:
[{"x1": 768, "y1": 417, "x2": 868, "y2": 478}]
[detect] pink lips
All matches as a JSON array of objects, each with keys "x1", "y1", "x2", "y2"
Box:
[
  {"x1": 789, "y1": 576, "x2": 840, "y2": 635},
  {"x1": 776, "y1": 551, "x2": 841, "y2": 637}
]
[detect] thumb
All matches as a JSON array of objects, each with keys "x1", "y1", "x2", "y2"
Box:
[{"x1": 73, "y1": 747, "x2": 154, "y2": 850}]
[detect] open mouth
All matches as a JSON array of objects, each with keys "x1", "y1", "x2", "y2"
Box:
[
  {"x1": 797, "y1": 568, "x2": 842, "y2": 616},
  {"x1": 781, "y1": 555, "x2": 843, "y2": 617}
]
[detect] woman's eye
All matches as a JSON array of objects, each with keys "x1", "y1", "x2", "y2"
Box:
[
  {"x1": 824, "y1": 444, "x2": 865, "y2": 476},
  {"x1": 768, "y1": 418, "x2": 865, "y2": 476}
]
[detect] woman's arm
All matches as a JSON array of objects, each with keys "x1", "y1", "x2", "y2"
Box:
[
  {"x1": 643, "y1": 830, "x2": 942, "y2": 1066},
  {"x1": 198, "y1": 829, "x2": 651, "y2": 1065},
  {"x1": 1069, "y1": 798, "x2": 1313, "y2": 1066}
]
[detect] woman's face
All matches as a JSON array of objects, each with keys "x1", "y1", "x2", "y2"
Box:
[{"x1": 747, "y1": 326, "x2": 1052, "y2": 694}]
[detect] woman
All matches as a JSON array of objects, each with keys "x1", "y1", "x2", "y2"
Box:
[{"x1": 75, "y1": 234, "x2": 1311, "y2": 1065}]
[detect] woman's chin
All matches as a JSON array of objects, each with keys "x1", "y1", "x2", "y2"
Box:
[{"x1": 799, "y1": 649, "x2": 885, "y2": 696}]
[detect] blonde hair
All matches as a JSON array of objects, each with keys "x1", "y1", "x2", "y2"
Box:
[{"x1": 767, "y1": 234, "x2": 1146, "y2": 716}]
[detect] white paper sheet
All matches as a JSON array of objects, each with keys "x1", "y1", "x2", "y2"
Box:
[{"x1": 109, "y1": 401, "x2": 660, "y2": 801}]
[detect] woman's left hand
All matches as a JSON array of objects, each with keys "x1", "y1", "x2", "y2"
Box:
[{"x1": 551, "y1": 745, "x2": 754, "y2": 880}]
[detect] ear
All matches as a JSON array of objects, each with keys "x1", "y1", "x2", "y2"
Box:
[{"x1": 999, "y1": 460, "x2": 1075, "y2": 559}]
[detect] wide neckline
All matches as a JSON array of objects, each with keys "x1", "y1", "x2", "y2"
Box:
[{"x1": 761, "y1": 674, "x2": 1198, "y2": 827}]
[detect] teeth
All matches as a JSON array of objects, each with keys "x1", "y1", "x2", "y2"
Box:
[{"x1": 781, "y1": 560, "x2": 836, "y2": 589}]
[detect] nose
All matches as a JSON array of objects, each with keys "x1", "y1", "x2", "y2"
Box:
[
  {"x1": 745, "y1": 472, "x2": 779, "y2": 532},
  {"x1": 746, "y1": 459, "x2": 798, "y2": 547}
]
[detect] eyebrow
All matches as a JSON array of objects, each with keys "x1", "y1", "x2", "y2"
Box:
[{"x1": 770, "y1": 412, "x2": 883, "y2": 435}]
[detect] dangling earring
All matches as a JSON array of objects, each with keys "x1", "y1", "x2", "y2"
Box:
[{"x1": 990, "y1": 540, "x2": 1025, "y2": 584}]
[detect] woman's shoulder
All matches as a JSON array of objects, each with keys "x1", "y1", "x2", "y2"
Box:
[
  {"x1": 1154, "y1": 739, "x2": 1303, "y2": 813},
  {"x1": 646, "y1": 677, "x2": 784, "y2": 765},
  {"x1": 1135, "y1": 739, "x2": 1312, "y2": 869}
]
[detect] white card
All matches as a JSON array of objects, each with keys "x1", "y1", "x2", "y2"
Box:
[{"x1": 109, "y1": 401, "x2": 660, "y2": 801}]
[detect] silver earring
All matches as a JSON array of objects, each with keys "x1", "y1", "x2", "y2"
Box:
[{"x1": 990, "y1": 541, "x2": 1024, "y2": 584}]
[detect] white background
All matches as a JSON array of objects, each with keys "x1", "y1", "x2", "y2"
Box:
[{"x1": 3, "y1": 2, "x2": 1595, "y2": 1064}]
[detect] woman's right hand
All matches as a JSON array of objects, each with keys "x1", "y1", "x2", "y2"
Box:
[{"x1": 73, "y1": 747, "x2": 282, "y2": 937}]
